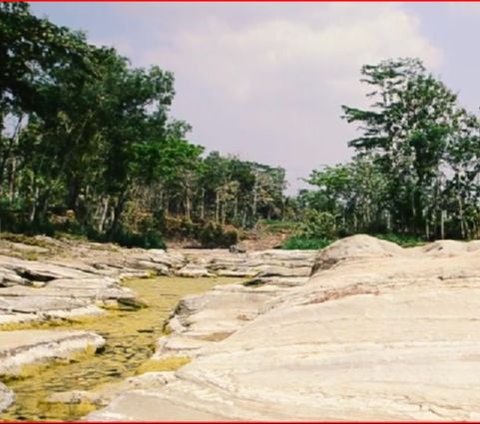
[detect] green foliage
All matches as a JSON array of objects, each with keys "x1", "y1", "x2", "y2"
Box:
[
  {"x1": 111, "y1": 229, "x2": 166, "y2": 250},
  {"x1": 282, "y1": 236, "x2": 332, "y2": 250},
  {"x1": 299, "y1": 210, "x2": 336, "y2": 240},
  {"x1": 0, "y1": 4, "x2": 290, "y2": 247},
  {"x1": 4, "y1": 4, "x2": 479, "y2": 249},
  {"x1": 258, "y1": 219, "x2": 298, "y2": 234},
  {"x1": 198, "y1": 222, "x2": 238, "y2": 248},
  {"x1": 339, "y1": 57, "x2": 479, "y2": 240},
  {"x1": 374, "y1": 233, "x2": 425, "y2": 248}
]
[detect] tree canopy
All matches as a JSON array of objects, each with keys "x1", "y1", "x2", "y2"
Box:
[{"x1": 0, "y1": 3, "x2": 288, "y2": 247}]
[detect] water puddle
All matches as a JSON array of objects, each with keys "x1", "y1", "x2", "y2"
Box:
[{"x1": 1, "y1": 276, "x2": 235, "y2": 421}]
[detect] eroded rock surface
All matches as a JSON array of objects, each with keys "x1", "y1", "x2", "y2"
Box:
[
  {"x1": 0, "y1": 330, "x2": 105, "y2": 376},
  {"x1": 90, "y1": 235, "x2": 480, "y2": 421},
  {"x1": 0, "y1": 236, "x2": 316, "y2": 327}
]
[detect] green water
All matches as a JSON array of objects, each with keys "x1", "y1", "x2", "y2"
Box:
[{"x1": 1, "y1": 276, "x2": 234, "y2": 421}]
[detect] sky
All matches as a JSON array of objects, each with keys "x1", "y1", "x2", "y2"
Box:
[{"x1": 30, "y1": 2, "x2": 480, "y2": 194}]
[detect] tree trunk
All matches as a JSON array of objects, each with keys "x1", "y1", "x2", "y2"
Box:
[
  {"x1": 252, "y1": 172, "x2": 258, "y2": 219},
  {"x1": 98, "y1": 196, "x2": 110, "y2": 233},
  {"x1": 29, "y1": 186, "x2": 39, "y2": 224},
  {"x1": 185, "y1": 191, "x2": 191, "y2": 220},
  {"x1": 107, "y1": 190, "x2": 128, "y2": 239},
  {"x1": 233, "y1": 196, "x2": 238, "y2": 220},
  {"x1": 215, "y1": 191, "x2": 220, "y2": 223},
  {"x1": 440, "y1": 209, "x2": 445, "y2": 240},
  {"x1": 200, "y1": 188, "x2": 205, "y2": 220},
  {"x1": 457, "y1": 195, "x2": 466, "y2": 239}
]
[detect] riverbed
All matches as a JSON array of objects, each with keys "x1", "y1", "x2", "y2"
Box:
[{"x1": 1, "y1": 276, "x2": 236, "y2": 421}]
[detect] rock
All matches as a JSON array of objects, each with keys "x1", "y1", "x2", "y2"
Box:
[
  {"x1": 229, "y1": 244, "x2": 246, "y2": 254},
  {"x1": 311, "y1": 234, "x2": 404, "y2": 274},
  {"x1": 85, "y1": 392, "x2": 229, "y2": 421},
  {"x1": 161, "y1": 282, "x2": 288, "y2": 356},
  {"x1": 93, "y1": 236, "x2": 480, "y2": 421},
  {"x1": 0, "y1": 255, "x2": 96, "y2": 282},
  {"x1": 0, "y1": 382, "x2": 14, "y2": 413},
  {"x1": 175, "y1": 265, "x2": 213, "y2": 278},
  {"x1": 0, "y1": 330, "x2": 105, "y2": 376},
  {"x1": 7, "y1": 242, "x2": 49, "y2": 255},
  {"x1": 48, "y1": 372, "x2": 175, "y2": 407}
]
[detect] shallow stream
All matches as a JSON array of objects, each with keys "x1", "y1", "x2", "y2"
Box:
[{"x1": 1, "y1": 276, "x2": 234, "y2": 421}]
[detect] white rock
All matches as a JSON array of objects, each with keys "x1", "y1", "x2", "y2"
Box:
[{"x1": 0, "y1": 330, "x2": 105, "y2": 376}]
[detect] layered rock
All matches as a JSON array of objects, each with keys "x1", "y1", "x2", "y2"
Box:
[
  {"x1": 89, "y1": 235, "x2": 480, "y2": 421},
  {"x1": 0, "y1": 237, "x2": 316, "y2": 327},
  {"x1": 0, "y1": 330, "x2": 105, "y2": 376}
]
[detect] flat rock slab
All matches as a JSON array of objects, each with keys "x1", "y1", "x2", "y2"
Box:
[
  {"x1": 0, "y1": 329, "x2": 105, "y2": 375},
  {"x1": 86, "y1": 392, "x2": 231, "y2": 421},
  {"x1": 94, "y1": 235, "x2": 480, "y2": 421},
  {"x1": 0, "y1": 255, "x2": 96, "y2": 282}
]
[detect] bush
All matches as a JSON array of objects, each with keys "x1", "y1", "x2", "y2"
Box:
[
  {"x1": 374, "y1": 233, "x2": 425, "y2": 247},
  {"x1": 113, "y1": 229, "x2": 166, "y2": 249},
  {"x1": 300, "y1": 210, "x2": 336, "y2": 239},
  {"x1": 88, "y1": 226, "x2": 166, "y2": 250},
  {"x1": 282, "y1": 236, "x2": 332, "y2": 250},
  {"x1": 162, "y1": 216, "x2": 200, "y2": 240},
  {"x1": 258, "y1": 219, "x2": 298, "y2": 234},
  {"x1": 198, "y1": 222, "x2": 238, "y2": 248}
]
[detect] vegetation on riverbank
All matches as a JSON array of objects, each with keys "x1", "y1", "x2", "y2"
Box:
[{"x1": 2, "y1": 4, "x2": 480, "y2": 249}]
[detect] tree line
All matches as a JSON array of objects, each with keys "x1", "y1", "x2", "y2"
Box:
[
  {"x1": 299, "y1": 58, "x2": 480, "y2": 245},
  {"x1": 3, "y1": 3, "x2": 480, "y2": 249},
  {"x1": 0, "y1": 3, "x2": 287, "y2": 247}
]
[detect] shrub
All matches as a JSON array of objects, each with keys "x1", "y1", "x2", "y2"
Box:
[
  {"x1": 113, "y1": 229, "x2": 166, "y2": 249},
  {"x1": 282, "y1": 235, "x2": 332, "y2": 250},
  {"x1": 374, "y1": 233, "x2": 425, "y2": 247},
  {"x1": 299, "y1": 210, "x2": 336, "y2": 239},
  {"x1": 198, "y1": 222, "x2": 238, "y2": 248}
]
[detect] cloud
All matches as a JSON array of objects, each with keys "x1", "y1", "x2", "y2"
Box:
[{"x1": 111, "y1": 3, "x2": 441, "y2": 193}]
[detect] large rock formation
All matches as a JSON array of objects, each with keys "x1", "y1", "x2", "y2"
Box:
[{"x1": 89, "y1": 235, "x2": 480, "y2": 421}]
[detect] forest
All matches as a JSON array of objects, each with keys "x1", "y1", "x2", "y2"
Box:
[{"x1": 1, "y1": 3, "x2": 480, "y2": 249}]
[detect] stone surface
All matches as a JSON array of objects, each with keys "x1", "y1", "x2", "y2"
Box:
[
  {"x1": 0, "y1": 330, "x2": 105, "y2": 376},
  {"x1": 91, "y1": 235, "x2": 480, "y2": 421},
  {"x1": 0, "y1": 237, "x2": 316, "y2": 327},
  {"x1": 0, "y1": 382, "x2": 14, "y2": 413},
  {"x1": 47, "y1": 372, "x2": 175, "y2": 407}
]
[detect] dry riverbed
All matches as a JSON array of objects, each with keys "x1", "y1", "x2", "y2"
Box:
[
  {"x1": 10, "y1": 234, "x2": 480, "y2": 421},
  {"x1": 0, "y1": 234, "x2": 315, "y2": 421},
  {"x1": 1, "y1": 276, "x2": 237, "y2": 421}
]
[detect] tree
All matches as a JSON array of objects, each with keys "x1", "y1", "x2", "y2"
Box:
[{"x1": 342, "y1": 58, "x2": 462, "y2": 237}]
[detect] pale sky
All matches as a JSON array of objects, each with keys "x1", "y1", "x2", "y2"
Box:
[{"x1": 30, "y1": 2, "x2": 480, "y2": 194}]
